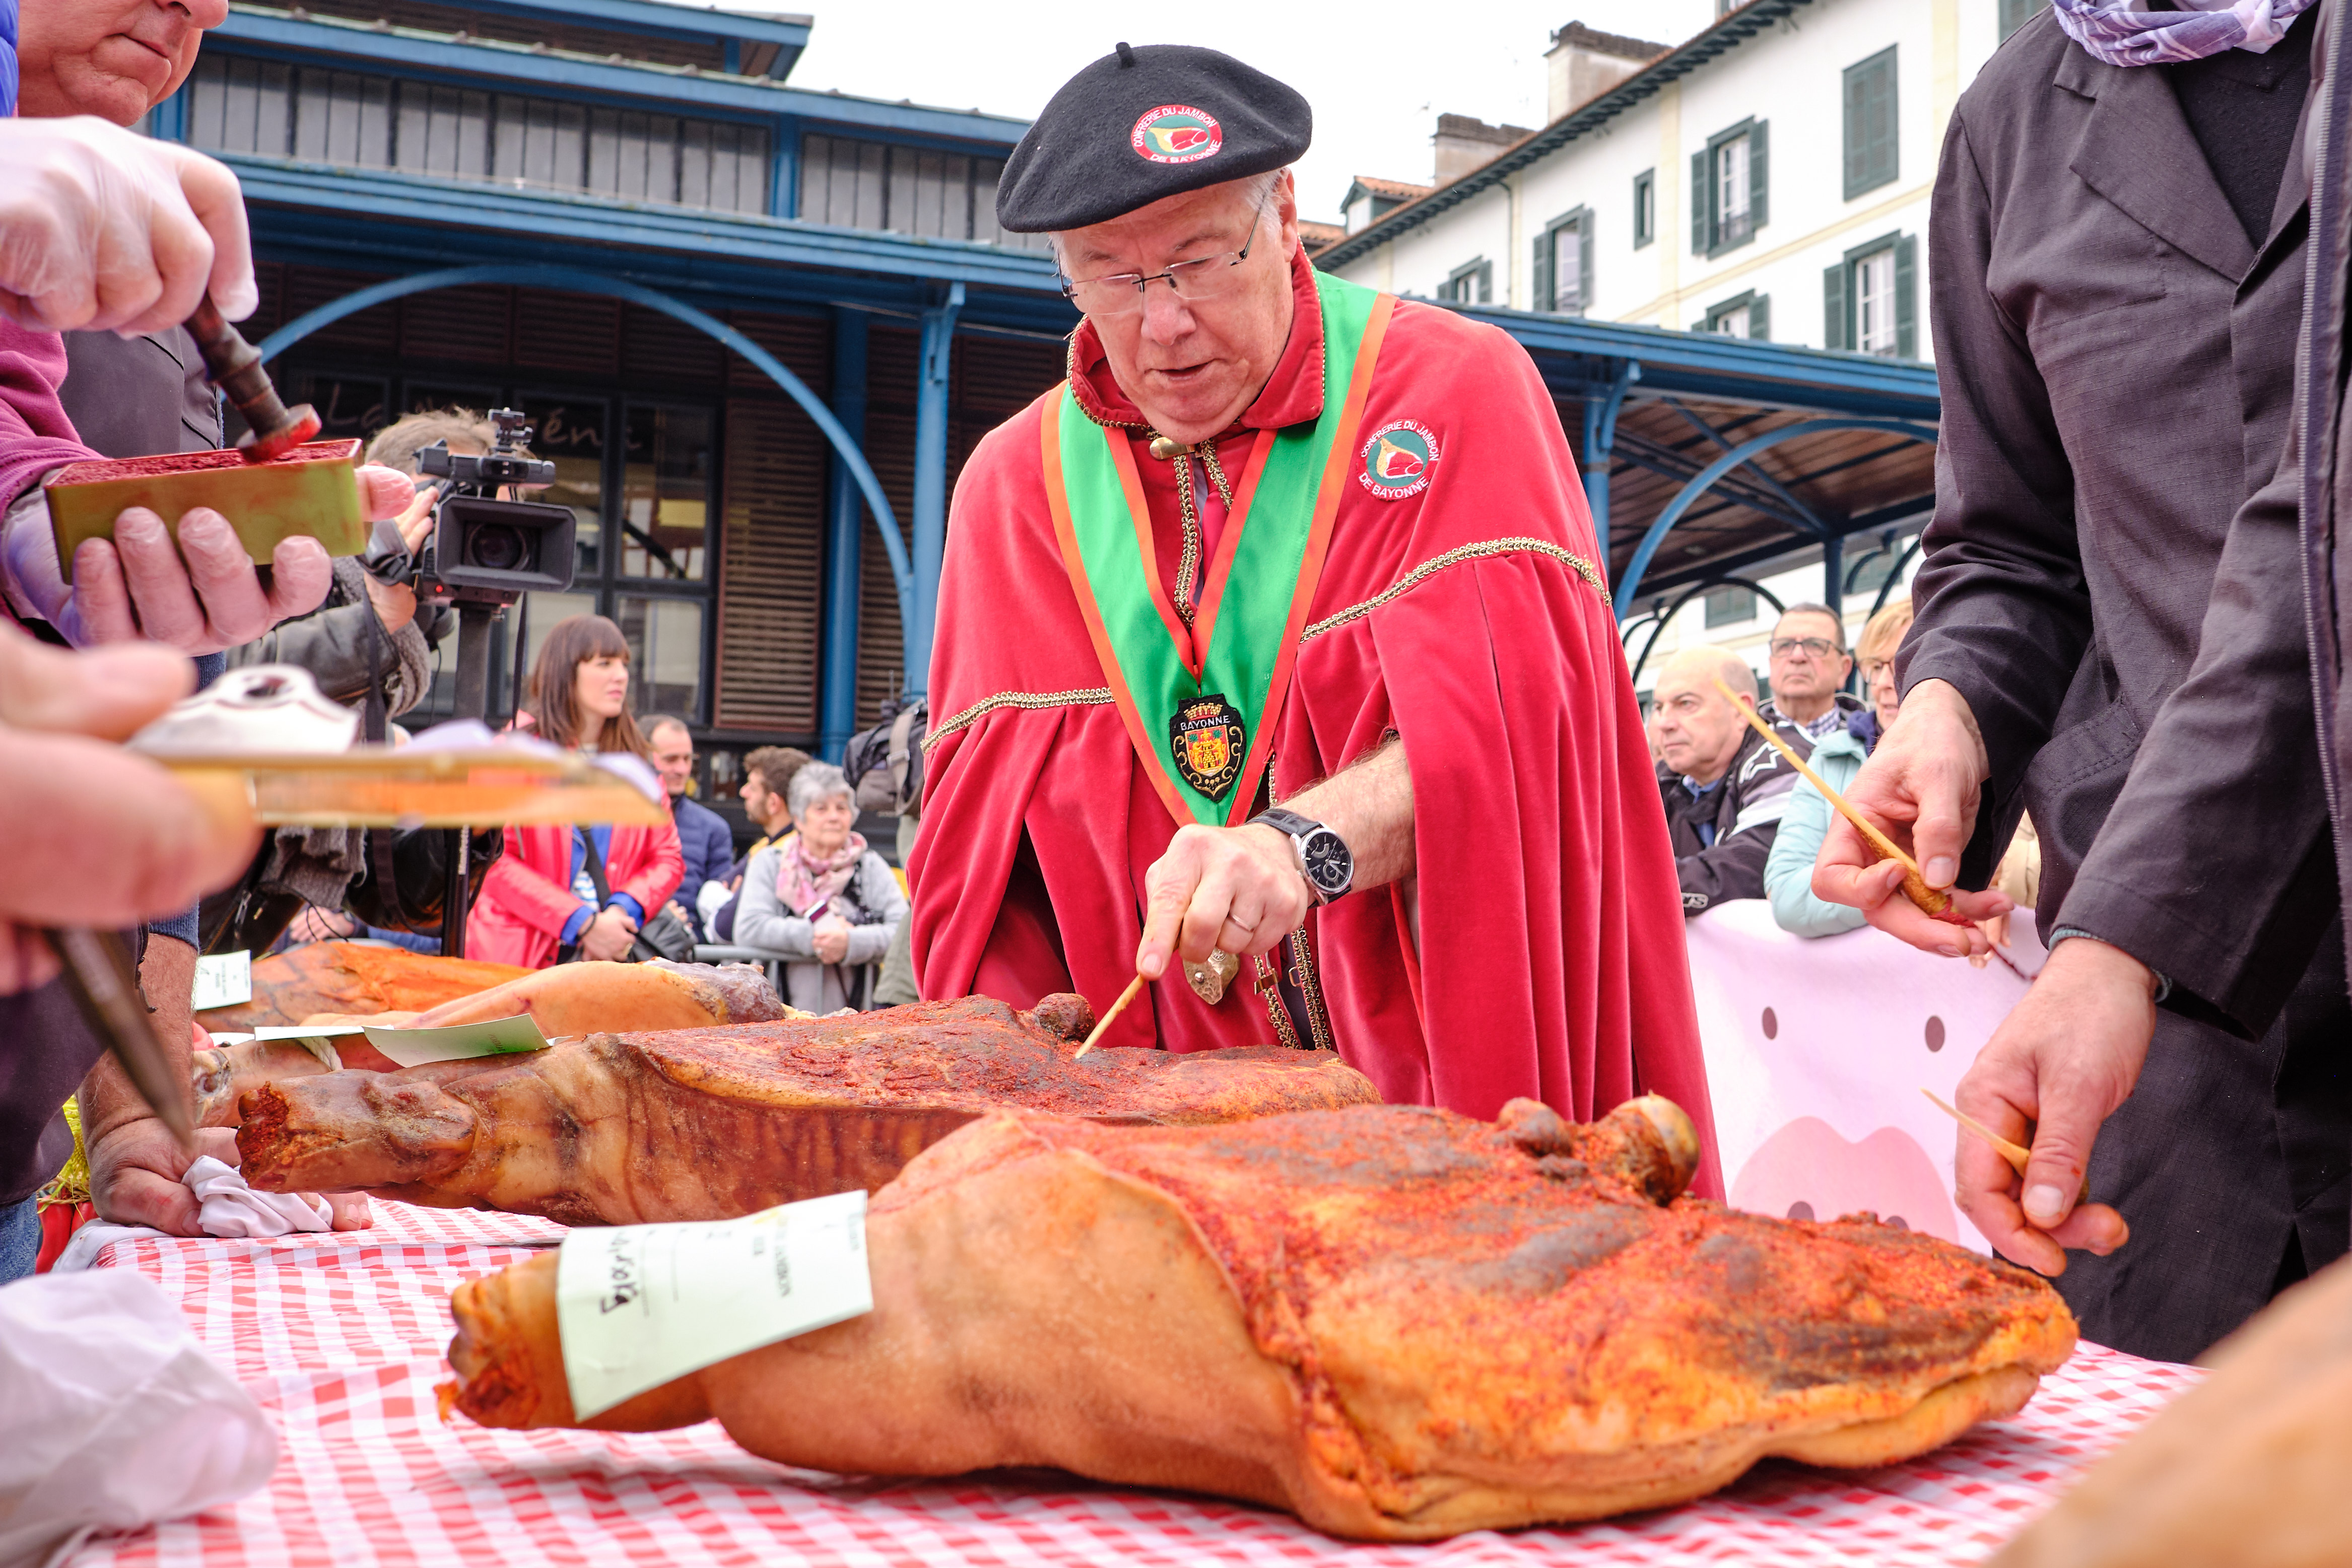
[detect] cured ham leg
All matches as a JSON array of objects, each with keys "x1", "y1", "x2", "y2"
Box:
[
  {"x1": 195, "y1": 942, "x2": 531, "y2": 1032},
  {"x1": 240, "y1": 995, "x2": 1376, "y2": 1223},
  {"x1": 193, "y1": 960, "x2": 788, "y2": 1127},
  {"x1": 442, "y1": 1098, "x2": 2076, "y2": 1539}
]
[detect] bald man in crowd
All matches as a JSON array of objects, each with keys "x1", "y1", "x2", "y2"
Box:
[{"x1": 1650, "y1": 646, "x2": 1808, "y2": 914}]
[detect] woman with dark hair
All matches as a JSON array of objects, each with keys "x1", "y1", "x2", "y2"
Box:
[{"x1": 465, "y1": 615, "x2": 684, "y2": 969}]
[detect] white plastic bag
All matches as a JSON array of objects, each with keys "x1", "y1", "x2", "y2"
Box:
[{"x1": 0, "y1": 1270, "x2": 277, "y2": 1566}]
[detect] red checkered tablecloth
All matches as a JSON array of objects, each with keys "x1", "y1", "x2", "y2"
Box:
[{"x1": 68, "y1": 1200, "x2": 2195, "y2": 1567}]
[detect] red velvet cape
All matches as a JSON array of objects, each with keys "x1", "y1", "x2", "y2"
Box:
[{"x1": 912, "y1": 253, "x2": 1716, "y2": 1190}]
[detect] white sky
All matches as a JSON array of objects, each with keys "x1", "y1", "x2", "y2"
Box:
[{"x1": 725, "y1": 2, "x2": 1722, "y2": 225}]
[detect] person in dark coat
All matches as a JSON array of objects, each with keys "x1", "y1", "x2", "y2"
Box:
[
  {"x1": 647, "y1": 716, "x2": 733, "y2": 940},
  {"x1": 1815, "y1": 0, "x2": 2348, "y2": 1362},
  {"x1": 1650, "y1": 647, "x2": 1804, "y2": 915}
]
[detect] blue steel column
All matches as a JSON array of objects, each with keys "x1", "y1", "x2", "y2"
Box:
[
  {"x1": 1580, "y1": 360, "x2": 1638, "y2": 562},
  {"x1": 819, "y1": 309, "x2": 869, "y2": 760},
  {"x1": 1821, "y1": 535, "x2": 1844, "y2": 619},
  {"x1": 906, "y1": 282, "x2": 964, "y2": 697}
]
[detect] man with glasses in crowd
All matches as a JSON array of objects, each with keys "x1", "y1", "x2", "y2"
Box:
[
  {"x1": 1760, "y1": 604, "x2": 1862, "y2": 742},
  {"x1": 910, "y1": 44, "x2": 1715, "y2": 1159}
]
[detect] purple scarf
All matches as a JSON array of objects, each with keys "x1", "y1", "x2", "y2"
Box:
[{"x1": 2052, "y1": 0, "x2": 2318, "y2": 66}]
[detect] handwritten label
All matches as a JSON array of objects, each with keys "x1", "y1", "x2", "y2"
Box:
[
  {"x1": 360, "y1": 1013, "x2": 551, "y2": 1068},
  {"x1": 555, "y1": 1189, "x2": 872, "y2": 1421},
  {"x1": 191, "y1": 951, "x2": 252, "y2": 1011}
]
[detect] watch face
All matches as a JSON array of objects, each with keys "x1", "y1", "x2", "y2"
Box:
[{"x1": 1300, "y1": 828, "x2": 1352, "y2": 895}]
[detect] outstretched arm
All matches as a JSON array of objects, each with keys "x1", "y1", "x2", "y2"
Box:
[{"x1": 1136, "y1": 737, "x2": 1412, "y2": 982}]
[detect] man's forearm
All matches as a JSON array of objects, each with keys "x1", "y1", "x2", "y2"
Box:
[
  {"x1": 1280, "y1": 736, "x2": 1414, "y2": 891},
  {"x1": 81, "y1": 932, "x2": 196, "y2": 1143}
]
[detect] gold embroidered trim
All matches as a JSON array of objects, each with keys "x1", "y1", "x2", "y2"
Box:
[
  {"x1": 923, "y1": 687, "x2": 1114, "y2": 754},
  {"x1": 1251, "y1": 949, "x2": 1302, "y2": 1051},
  {"x1": 1298, "y1": 538, "x2": 1607, "y2": 643},
  {"x1": 1172, "y1": 450, "x2": 1201, "y2": 627},
  {"x1": 1288, "y1": 924, "x2": 1335, "y2": 1054}
]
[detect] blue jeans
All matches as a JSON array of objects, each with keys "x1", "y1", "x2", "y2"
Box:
[{"x1": 0, "y1": 1194, "x2": 42, "y2": 1283}]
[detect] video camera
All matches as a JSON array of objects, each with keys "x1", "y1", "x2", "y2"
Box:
[{"x1": 413, "y1": 408, "x2": 576, "y2": 603}]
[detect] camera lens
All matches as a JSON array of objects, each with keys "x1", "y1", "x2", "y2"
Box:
[{"x1": 466, "y1": 524, "x2": 527, "y2": 573}]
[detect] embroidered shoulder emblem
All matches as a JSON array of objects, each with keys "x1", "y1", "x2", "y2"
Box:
[
  {"x1": 1131, "y1": 106, "x2": 1223, "y2": 164},
  {"x1": 1359, "y1": 419, "x2": 1438, "y2": 499}
]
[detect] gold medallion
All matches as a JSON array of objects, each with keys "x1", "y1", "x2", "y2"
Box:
[
  {"x1": 1148, "y1": 434, "x2": 1185, "y2": 460},
  {"x1": 1185, "y1": 948, "x2": 1241, "y2": 1004}
]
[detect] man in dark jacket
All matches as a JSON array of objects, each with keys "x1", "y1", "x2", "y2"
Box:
[
  {"x1": 648, "y1": 716, "x2": 733, "y2": 940},
  {"x1": 1651, "y1": 647, "x2": 1803, "y2": 914},
  {"x1": 1817, "y1": 0, "x2": 2345, "y2": 1361}
]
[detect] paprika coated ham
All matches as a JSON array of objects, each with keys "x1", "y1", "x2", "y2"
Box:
[
  {"x1": 196, "y1": 942, "x2": 532, "y2": 1032},
  {"x1": 440, "y1": 1097, "x2": 2076, "y2": 1539},
  {"x1": 192, "y1": 959, "x2": 789, "y2": 1126},
  {"x1": 237, "y1": 994, "x2": 1377, "y2": 1223}
]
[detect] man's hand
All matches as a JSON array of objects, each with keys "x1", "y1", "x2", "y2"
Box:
[
  {"x1": 4, "y1": 465, "x2": 416, "y2": 653},
  {"x1": 0, "y1": 119, "x2": 255, "y2": 335},
  {"x1": 1954, "y1": 936, "x2": 2153, "y2": 1275},
  {"x1": 579, "y1": 906, "x2": 638, "y2": 962},
  {"x1": 86, "y1": 1118, "x2": 235, "y2": 1235},
  {"x1": 1138, "y1": 823, "x2": 1310, "y2": 980},
  {"x1": 362, "y1": 493, "x2": 437, "y2": 634},
  {"x1": 0, "y1": 622, "x2": 259, "y2": 994},
  {"x1": 1813, "y1": 678, "x2": 2012, "y2": 957}
]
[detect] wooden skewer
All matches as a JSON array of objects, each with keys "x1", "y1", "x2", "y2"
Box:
[
  {"x1": 1074, "y1": 972, "x2": 1147, "y2": 1057},
  {"x1": 1707, "y1": 677, "x2": 1953, "y2": 917},
  {"x1": 1921, "y1": 1088, "x2": 2091, "y2": 1201}
]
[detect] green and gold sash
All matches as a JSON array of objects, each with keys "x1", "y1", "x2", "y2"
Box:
[{"x1": 1041, "y1": 270, "x2": 1396, "y2": 828}]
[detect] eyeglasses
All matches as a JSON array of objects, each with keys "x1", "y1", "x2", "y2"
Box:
[
  {"x1": 1059, "y1": 209, "x2": 1267, "y2": 317},
  {"x1": 1769, "y1": 637, "x2": 1844, "y2": 660},
  {"x1": 1860, "y1": 658, "x2": 1894, "y2": 684}
]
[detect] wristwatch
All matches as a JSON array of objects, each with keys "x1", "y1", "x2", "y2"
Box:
[{"x1": 1250, "y1": 808, "x2": 1355, "y2": 905}]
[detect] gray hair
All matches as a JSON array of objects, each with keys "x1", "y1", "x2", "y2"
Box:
[
  {"x1": 1047, "y1": 168, "x2": 1288, "y2": 273},
  {"x1": 1774, "y1": 602, "x2": 1847, "y2": 649},
  {"x1": 786, "y1": 760, "x2": 853, "y2": 819}
]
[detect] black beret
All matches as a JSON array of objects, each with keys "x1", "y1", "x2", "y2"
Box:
[{"x1": 996, "y1": 43, "x2": 1311, "y2": 234}]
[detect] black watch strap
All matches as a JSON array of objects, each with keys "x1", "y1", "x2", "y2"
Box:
[{"x1": 1249, "y1": 808, "x2": 1354, "y2": 904}]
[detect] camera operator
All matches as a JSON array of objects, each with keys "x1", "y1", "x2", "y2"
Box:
[{"x1": 225, "y1": 410, "x2": 493, "y2": 716}]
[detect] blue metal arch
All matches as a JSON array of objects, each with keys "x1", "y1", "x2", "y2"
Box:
[
  {"x1": 254, "y1": 263, "x2": 919, "y2": 683},
  {"x1": 1610, "y1": 417, "x2": 1937, "y2": 620}
]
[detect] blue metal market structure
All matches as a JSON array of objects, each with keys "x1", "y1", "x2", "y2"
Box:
[{"x1": 160, "y1": 0, "x2": 1942, "y2": 796}]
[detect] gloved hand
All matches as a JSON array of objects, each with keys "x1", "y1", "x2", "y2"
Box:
[
  {"x1": 0, "y1": 117, "x2": 255, "y2": 335},
  {"x1": 2, "y1": 464, "x2": 417, "y2": 652}
]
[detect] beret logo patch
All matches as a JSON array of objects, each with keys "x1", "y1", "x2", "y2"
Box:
[
  {"x1": 1359, "y1": 420, "x2": 1438, "y2": 499},
  {"x1": 1131, "y1": 105, "x2": 1224, "y2": 165}
]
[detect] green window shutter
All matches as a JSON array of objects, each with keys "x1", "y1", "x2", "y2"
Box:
[
  {"x1": 1843, "y1": 65, "x2": 1866, "y2": 198},
  {"x1": 1749, "y1": 294, "x2": 1770, "y2": 342},
  {"x1": 1531, "y1": 230, "x2": 1553, "y2": 313},
  {"x1": 1999, "y1": 0, "x2": 2046, "y2": 41},
  {"x1": 1823, "y1": 262, "x2": 1849, "y2": 350},
  {"x1": 1749, "y1": 120, "x2": 1769, "y2": 230},
  {"x1": 1843, "y1": 49, "x2": 1898, "y2": 200},
  {"x1": 1479, "y1": 260, "x2": 1493, "y2": 305},
  {"x1": 1633, "y1": 169, "x2": 1654, "y2": 248},
  {"x1": 1692, "y1": 150, "x2": 1709, "y2": 253},
  {"x1": 1579, "y1": 214, "x2": 1595, "y2": 316},
  {"x1": 1894, "y1": 233, "x2": 1918, "y2": 358}
]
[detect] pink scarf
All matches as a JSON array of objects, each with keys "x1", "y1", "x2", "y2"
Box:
[{"x1": 775, "y1": 831, "x2": 867, "y2": 919}]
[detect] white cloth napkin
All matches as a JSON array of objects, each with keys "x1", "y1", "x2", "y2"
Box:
[
  {"x1": 0, "y1": 1270, "x2": 278, "y2": 1566},
  {"x1": 184, "y1": 1156, "x2": 331, "y2": 1238}
]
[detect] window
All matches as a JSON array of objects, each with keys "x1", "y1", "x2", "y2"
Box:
[
  {"x1": 1699, "y1": 290, "x2": 1769, "y2": 341},
  {"x1": 1533, "y1": 209, "x2": 1592, "y2": 315},
  {"x1": 1692, "y1": 118, "x2": 1768, "y2": 257},
  {"x1": 1999, "y1": 0, "x2": 2047, "y2": 41},
  {"x1": 1843, "y1": 46, "x2": 1898, "y2": 200},
  {"x1": 1704, "y1": 585, "x2": 1758, "y2": 628},
  {"x1": 1823, "y1": 232, "x2": 1917, "y2": 357},
  {"x1": 1633, "y1": 169, "x2": 1656, "y2": 249},
  {"x1": 1440, "y1": 257, "x2": 1493, "y2": 305},
  {"x1": 185, "y1": 53, "x2": 768, "y2": 213}
]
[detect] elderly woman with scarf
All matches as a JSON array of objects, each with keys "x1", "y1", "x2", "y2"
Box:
[{"x1": 734, "y1": 762, "x2": 907, "y2": 1012}]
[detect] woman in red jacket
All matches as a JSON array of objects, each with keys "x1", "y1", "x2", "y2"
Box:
[{"x1": 466, "y1": 615, "x2": 684, "y2": 969}]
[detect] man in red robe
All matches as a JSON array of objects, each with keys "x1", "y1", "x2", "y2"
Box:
[{"x1": 911, "y1": 43, "x2": 1711, "y2": 1173}]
